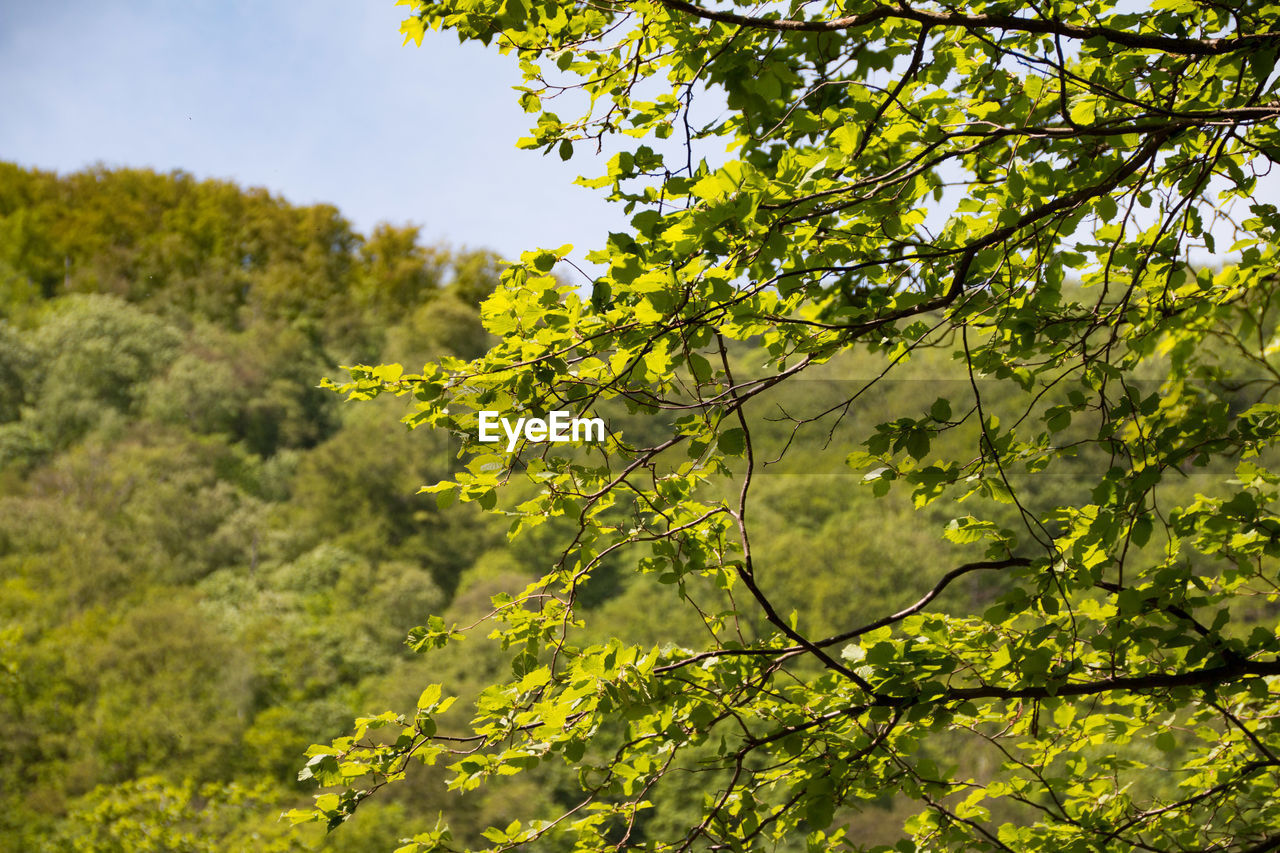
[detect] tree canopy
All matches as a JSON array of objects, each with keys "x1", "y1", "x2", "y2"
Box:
[
  {"x1": 308, "y1": 1, "x2": 1280, "y2": 851},
  {"x1": 0, "y1": 164, "x2": 516, "y2": 851}
]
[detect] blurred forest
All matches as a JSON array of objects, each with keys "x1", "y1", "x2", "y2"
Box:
[
  {"x1": 0, "y1": 163, "x2": 1260, "y2": 851},
  {"x1": 0, "y1": 162, "x2": 514, "y2": 851}
]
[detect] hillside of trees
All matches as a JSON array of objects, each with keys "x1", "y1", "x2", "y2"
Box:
[
  {"x1": 2, "y1": 162, "x2": 1272, "y2": 851},
  {"x1": 0, "y1": 162, "x2": 523, "y2": 850}
]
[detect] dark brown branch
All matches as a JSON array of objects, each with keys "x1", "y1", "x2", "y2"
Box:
[
  {"x1": 945, "y1": 125, "x2": 1177, "y2": 298},
  {"x1": 813, "y1": 557, "x2": 1032, "y2": 649},
  {"x1": 715, "y1": 334, "x2": 880, "y2": 695},
  {"x1": 751, "y1": 655, "x2": 1280, "y2": 743},
  {"x1": 656, "y1": 0, "x2": 1280, "y2": 57},
  {"x1": 653, "y1": 556, "x2": 1030, "y2": 674},
  {"x1": 937, "y1": 655, "x2": 1280, "y2": 704}
]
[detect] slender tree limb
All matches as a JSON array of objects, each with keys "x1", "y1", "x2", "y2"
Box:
[{"x1": 656, "y1": 0, "x2": 1280, "y2": 57}]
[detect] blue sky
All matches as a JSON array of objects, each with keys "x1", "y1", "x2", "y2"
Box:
[
  {"x1": 0, "y1": 0, "x2": 627, "y2": 276},
  {"x1": 5, "y1": 2, "x2": 1267, "y2": 277}
]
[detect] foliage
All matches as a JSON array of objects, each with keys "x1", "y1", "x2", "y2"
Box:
[
  {"x1": 43, "y1": 777, "x2": 303, "y2": 853},
  {"x1": 0, "y1": 162, "x2": 500, "y2": 348},
  {"x1": 0, "y1": 163, "x2": 509, "y2": 850},
  {"x1": 310, "y1": 2, "x2": 1280, "y2": 851}
]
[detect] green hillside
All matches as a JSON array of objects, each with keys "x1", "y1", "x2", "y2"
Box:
[
  {"x1": 3, "y1": 161, "x2": 1274, "y2": 852},
  {"x1": 0, "y1": 163, "x2": 514, "y2": 851},
  {"x1": 0, "y1": 163, "x2": 1009, "y2": 850}
]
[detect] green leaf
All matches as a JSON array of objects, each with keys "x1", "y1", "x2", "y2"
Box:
[
  {"x1": 717, "y1": 428, "x2": 746, "y2": 456},
  {"x1": 417, "y1": 684, "x2": 442, "y2": 710}
]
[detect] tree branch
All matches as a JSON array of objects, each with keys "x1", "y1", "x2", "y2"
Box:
[{"x1": 656, "y1": 0, "x2": 1280, "y2": 57}]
